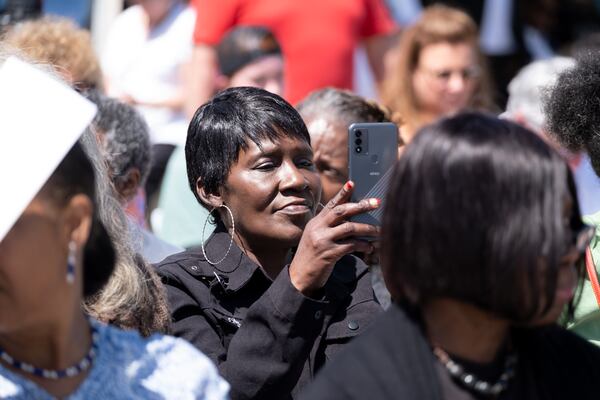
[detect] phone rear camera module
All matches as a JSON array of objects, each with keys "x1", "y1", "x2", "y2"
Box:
[
  {"x1": 355, "y1": 130, "x2": 362, "y2": 138},
  {"x1": 355, "y1": 146, "x2": 362, "y2": 153},
  {"x1": 355, "y1": 138, "x2": 362, "y2": 145}
]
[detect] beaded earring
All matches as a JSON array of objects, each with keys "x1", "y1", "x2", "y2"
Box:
[{"x1": 66, "y1": 241, "x2": 77, "y2": 284}]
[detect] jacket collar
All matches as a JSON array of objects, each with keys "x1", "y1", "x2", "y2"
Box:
[{"x1": 200, "y1": 225, "x2": 268, "y2": 292}]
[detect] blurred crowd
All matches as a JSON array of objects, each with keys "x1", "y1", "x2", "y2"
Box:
[{"x1": 1, "y1": 0, "x2": 600, "y2": 399}]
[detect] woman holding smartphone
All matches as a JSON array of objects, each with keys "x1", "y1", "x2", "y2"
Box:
[{"x1": 156, "y1": 87, "x2": 383, "y2": 399}]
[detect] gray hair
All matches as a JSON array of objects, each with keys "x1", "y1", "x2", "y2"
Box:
[
  {"x1": 79, "y1": 127, "x2": 170, "y2": 336},
  {"x1": 503, "y1": 57, "x2": 576, "y2": 133},
  {"x1": 296, "y1": 87, "x2": 400, "y2": 129},
  {"x1": 85, "y1": 91, "x2": 152, "y2": 187}
]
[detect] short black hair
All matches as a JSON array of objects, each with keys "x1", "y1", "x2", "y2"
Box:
[
  {"x1": 185, "y1": 86, "x2": 310, "y2": 206},
  {"x1": 382, "y1": 112, "x2": 583, "y2": 322},
  {"x1": 42, "y1": 141, "x2": 116, "y2": 298},
  {"x1": 544, "y1": 54, "x2": 600, "y2": 176}
]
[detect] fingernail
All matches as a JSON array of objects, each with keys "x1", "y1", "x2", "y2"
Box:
[
  {"x1": 344, "y1": 181, "x2": 354, "y2": 190},
  {"x1": 369, "y1": 198, "x2": 380, "y2": 207}
]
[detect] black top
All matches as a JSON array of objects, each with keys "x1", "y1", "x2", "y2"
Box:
[
  {"x1": 300, "y1": 303, "x2": 600, "y2": 400},
  {"x1": 155, "y1": 228, "x2": 382, "y2": 400}
]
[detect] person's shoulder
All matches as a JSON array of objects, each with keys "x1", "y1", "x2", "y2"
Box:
[
  {"x1": 113, "y1": 5, "x2": 144, "y2": 27},
  {"x1": 534, "y1": 324, "x2": 600, "y2": 355},
  {"x1": 154, "y1": 248, "x2": 208, "y2": 276},
  {"x1": 169, "y1": 4, "x2": 197, "y2": 33},
  {"x1": 140, "y1": 228, "x2": 184, "y2": 263},
  {"x1": 327, "y1": 304, "x2": 407, "y2": 359},
  {"x1": 518, "y1": 325, "x2": 600, "y2": 396},
  {"x1": 299, "y1": 305, "x2": 420, "y2": 400},
  {"x1": 180, "y1": 5, "x2": 197, "y2": 23},
  {"x1": 100, "y1": 324, "x2": 229, "y2": 398},
  {"x1": 582, "y1": 210, "x2": 600, "y2": 227},
  {"x1": 523, "y1": 324, "x2": 600, "y2": 375},
  {"x1": 103, "y1": 5, "x2": 144, "y2": 53}
]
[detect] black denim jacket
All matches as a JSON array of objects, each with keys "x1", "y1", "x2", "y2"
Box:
[{"x1": 155, "y1": 229, "x2": 382, "y2": 400}]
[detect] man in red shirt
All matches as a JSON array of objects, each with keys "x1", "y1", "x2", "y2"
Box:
[{"x1": 186, "y1": 0, "x2": 398, "y2": 116}]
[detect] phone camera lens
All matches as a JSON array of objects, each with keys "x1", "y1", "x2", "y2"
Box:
[
  {"x1": 355, "y1": 130, "x2": 362, "y2": 138},
  {"x1": 355, "y1": 138, "x2": 362, "y2": 145},
  {"x1": 355, "y1": 146, "x2": 362, "y2": 153}
]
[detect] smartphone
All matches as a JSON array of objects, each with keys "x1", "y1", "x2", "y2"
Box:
[{"x1": 348, "y1": 122, "x2": 398, "y2": 226}]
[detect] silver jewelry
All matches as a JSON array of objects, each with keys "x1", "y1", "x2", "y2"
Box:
[
  {"x1": 66, "y1": 241, "x2": 76, "y2": 284},
  {"x1": 201, "y1": 204, "x2": 235, "y2": 265},
  {"x1": 433, "y1": 346, "x2": 517, "y2": 397}
]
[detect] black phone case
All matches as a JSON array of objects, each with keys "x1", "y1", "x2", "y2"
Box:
[{"x1": 348, "y1": 122, "x2": 398, "y2": 226}]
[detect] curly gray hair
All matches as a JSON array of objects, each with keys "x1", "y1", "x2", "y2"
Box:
[
  {"x1": 503, "y1": 57, "x2": 576, "y2": 133},
  {"x1": 85, "y1": 91, "x2": 152, "y2": 188}
]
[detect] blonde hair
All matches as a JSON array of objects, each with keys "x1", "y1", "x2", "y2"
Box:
[
  {"x1": 382, "y1": 5, "x2": 494, "y2": 136},
  {"x1": 2, "y1": 16, "x2": 103, "y2": 91}
]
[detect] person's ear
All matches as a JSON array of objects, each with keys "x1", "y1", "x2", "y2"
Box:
[
  {"x1": 62, "y1": 194, "x2": 93, "y2": 249},
  {"x1": 115, "y1": 168, "x2": 141, "y2": 202},
  {"x1": 196, "y1": 178, "x2": 223, "y2": 209}
]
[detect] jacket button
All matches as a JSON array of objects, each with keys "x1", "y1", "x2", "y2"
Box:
[
  {"x1": 314, "y1": 310, "x2": 323, "y2": 320},
  {"x1": 348, "y1": 320, "x2": 359, "y2": 331},
  {"x1": 190, "y1": 265, "x2": 198, "y2": 271}
]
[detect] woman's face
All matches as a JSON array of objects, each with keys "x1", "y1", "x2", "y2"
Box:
[
  {"x1": 228, "y1": 55, "x2": 285, "y2": 97},
  {"x1": 530, "y1": 199, "x2": 589, "y2": 326},
  {"x1": 220, "y1": 135, "x2": 321, "y2": 249},
  {"x1": 305, "y1": 118, "x2": 348, "y2": 204},
  {"x1": 0, "y1": 196, "x2": 76, "y2": 332},
  {"x1": 412, "y1": 41, "x2": 479, "y2": 118}
]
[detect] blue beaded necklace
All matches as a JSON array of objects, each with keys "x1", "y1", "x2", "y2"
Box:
[{"x1": 0, "y1": 321, "x2": 99, "y2": 380}]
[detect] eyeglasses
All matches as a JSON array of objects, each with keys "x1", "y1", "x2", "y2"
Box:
[
  {"x1": 563, "y1": 225, "x2": 595, "y2": 269},
  {"x1": 572, "y1": 225, "x2": 595, "y2": 257},
  {"x1": 417, "y1": 65, "x2": 481, "y2": 85},
  {"x1": 543, "y1": 224, "x2": 595, "y2": 288}
]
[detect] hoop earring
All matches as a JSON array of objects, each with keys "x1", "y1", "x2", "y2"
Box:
[
  {"x1": 66, "y1": 241, "x2": 76, "y2": 284},
  {"x1": 201, "y1": 204, "x2": 235, "y2": 265}
]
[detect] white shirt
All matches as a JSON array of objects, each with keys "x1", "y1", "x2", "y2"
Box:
[{"x1": 102, "y1": 3, "x2": 195, "y2": 146}]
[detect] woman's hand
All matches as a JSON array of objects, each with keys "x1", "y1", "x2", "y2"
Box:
[{"x1": 289, "y1": 181, "x2": 380, "y2": 296}]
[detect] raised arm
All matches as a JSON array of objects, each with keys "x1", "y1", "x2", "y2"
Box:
[{"x1": 184, "y1": 44, "x2": 219, "y2": 118}]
